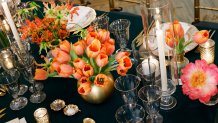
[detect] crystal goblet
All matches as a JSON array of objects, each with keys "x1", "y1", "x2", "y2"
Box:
[
  {"x1": 136, "y1": 61, "x2": 156, "y2": 86},
  {"x1": 0, "y1": 70, "x2": 28, "y2": 110},
  {"x1": 109, "y1": 19, "x2": 131, "y2": 53},
  {"x1": 114, "y1": 74, "x2": 140, "y2": 104},
  {"x1": 20, "y1": 56, "x2": 46, "y2": 103},
  {"x1": 138, "y1": 85, "x2": 163, "y2": 123},
  {"x1": 115, "y1": 103, "x2": 145, "y2": 123}
]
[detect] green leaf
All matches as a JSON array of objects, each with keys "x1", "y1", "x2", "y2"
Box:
[
  {"x1": 70, "y1": 44, "x2": 78, "y2": 61},
  {"x1": 48, "y1": 72, "x2": 58, "y2": 77},
  {"x1": 90, "y1": 58, "x2": 99, "y2": 74}
]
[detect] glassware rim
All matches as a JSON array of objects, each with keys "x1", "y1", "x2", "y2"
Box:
[
  {"x1": 114, "y1": 74, "x2": 141, "y2": 92},
  {"x1": 136, "y1": 61, "x2": 156, "y2": 76},
  {"x1": 140, "y1": 0, "x2": 169, "y2": 10},
  {"x1": 115, "y1": 103, "x2": 145, "y2": 123},
  {"x1": 138, "y1": 85, "x2": 162, "y2": 102}
]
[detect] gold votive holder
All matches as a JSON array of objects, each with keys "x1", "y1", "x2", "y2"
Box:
[
  {"x1": 199, "y1": 39, "x2": 215, "y2": 64},
  {"x1": 0, "y1": 49, "x2": 15, "y2": 70},
  {"x1": 34, "y1": 108, "x2": 50, "y2": 123},
  {"x1": 83, "y1": 118, "x2": 96, "y2": 123}
]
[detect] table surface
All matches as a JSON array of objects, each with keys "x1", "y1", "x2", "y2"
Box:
[{"x1": 1, "y1": 2, "x2": 218, "y2": 123}]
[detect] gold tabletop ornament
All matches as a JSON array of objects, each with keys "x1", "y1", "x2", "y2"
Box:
[
  {"x1": 199, "y1": 39, "x2": 215, "y2": 64},
  {"x1": 83, "y1": 118, "x2": 96, "y2": 123},
  {"x1": 63, "y1": 104, "x2": 80, "y2": 116},
  {"x1": 50, "y1": 99, "x2": 66, "y2": 111},
  {"x1": 34, "y1": 108, "x2": 50, "y2": 123}
]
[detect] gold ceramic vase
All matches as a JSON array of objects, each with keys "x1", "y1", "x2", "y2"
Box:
[
  {"x1": 175, "y1": 52, "x2": 189, "y2": 77},
  {"x1": 78, "y1": 73, "x2": 114, "y2": 104}
]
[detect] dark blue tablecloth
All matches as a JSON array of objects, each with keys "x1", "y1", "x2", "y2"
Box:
[{"x1": 0, "y1": 1, "x2": 218, "y2": 122}]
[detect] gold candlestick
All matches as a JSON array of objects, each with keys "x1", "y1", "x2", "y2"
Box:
[{"x1": 199, "y1": 39, "x2": 215, "y2": 64}]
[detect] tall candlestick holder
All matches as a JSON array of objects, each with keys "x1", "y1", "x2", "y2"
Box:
[{"x1": 140, "y1": 0, "x2": 178, "y2": 110}]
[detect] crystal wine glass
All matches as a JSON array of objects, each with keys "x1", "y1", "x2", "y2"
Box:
[
  {"x1": 0, "y1": 70, "x2": 28, "y2": 110},
  {"x1": 109, "y1": 19, "x2": 131, "y2": 53},
  {"x1": 138, "y1": 85, "x2": 163, "y2": 123},
  {"x1": 20, "y1": 56, "x2": 46, "y2": 103},
  {"x1": 0, "y1": 48, "x2": 28, "y2": 96}
]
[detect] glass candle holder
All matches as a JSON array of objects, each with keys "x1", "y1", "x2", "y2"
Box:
[
  {"x1": 199, "y1": 39, "x2": 215, "y2": 64},
  {"x1": 34, "y1": 108, "x2": 50, "y2": 123}
]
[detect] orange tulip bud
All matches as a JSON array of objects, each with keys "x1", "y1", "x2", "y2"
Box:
[
  {"x1": 193, "y1": 30, "x2": 209, "y2": 44},
  {"x1": 50, "y1": 61, "x2": 60, "y2": 73},
  {"x1": 86, "y1": 39, "x2": 101, "y2": 58},
  {"x1": 58, "y1": 64, "x2": 74, "y2": 77},
  {"x1": 60, "y1": 40, "x2": 71, "y2": 53},
  {"x1": 170, "y1": 20, "x2": 184, "y2": 39},
  {"x1": 51, "y1": 48, "x2": 61, "y2": 57},
  {"x1": 78, "y1": 77, "x2": 91, "y2": 85},
  {"x1": 34, "y1": 69, "x2": 48, "y2": 80},
  {"x1": 82, "y1": 64, "x2": 94, "y2": 77},
  {"x1": 86, "y1": 31, "x2": 98, "y2": 45},
  {"x1": 72, "y1": 41, "x2": 85, "y2": 55},
  {"x1": 165, "y1": 29, "x2": 176, "y2": 48},
  {"x1": 72, "y1": 68, "x2": 83, "y2": 80},
  {"x1": 98, "y1": 29, "x2": 110, "y2": 43},
  {"x1": 54, "y1": 50, "x2": 71, "y2": 64},
  {"x1": 94, "y1": 74, "x2": 109, "y2": 87},
  {"x1": 104, "y1": 39, "x2": 115, "y2": 55},
  {"x1": 73, "y1": 58, "x2": 86, "y2": 69},
  {"x1": 95, "y1": 53, "x2": 108, "y2": 67}
]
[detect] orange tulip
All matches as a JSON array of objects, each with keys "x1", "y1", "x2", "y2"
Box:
[
  {"x1": 78, "y1": 77, "x2": 91, "y2": 85},
  {"x1": 82, "y1": 64, "x2": 94, "y2": 77},
  {"x1": 73, "y1": 58, "x2": 86, "y2": 69},
  {"x1": 100, "y1": 44, "x2": 107, "y2": 54},
  {"x1": 72, "y1": 68, "x2": 83, "y2": 80},
  {"x1": 170, "y1": 20, "x2": 184, "y2": 39},
  {"x1": 51, "y1": 48, "x2": 61, "y2": 57},
  {"x1": 94, "y1": 74, "x2": 109, "y2": 87},
  {"x1": 58, "y1": 64, "x2": 74, "y2": 77},
  {"x1": 72, "y1": 41, "x2": 85, "y2": 55},
  {"x1": 118, "y1": 56, "x2": 132, "y2": 70},
  {"x1": 77, "y1": 81, "x2": 91, "y2": 95},
  {"x1": 60, "y1": 40, "x2": 71, "y2": 53},
  {"x1": 50, "y1": 61, "x2": 60, "y2": 73},
  {"x1": 86, "y1": 31, "x2": 98, "y2": 45},
  {"x1": 86, "y1": 39, "x2": 101, "y2": 58},
  {"x1": 95, "y1": 53, "x2": 108, "y2": 67},
  {"x1": 193, "y1": 30, "x2": 209, "y2": 44},
  {"x1": 34, "y1": 69, "x2": 48, "y2": 80},
  {"x1": 116, "y1": 51, "x2": 130, "y2": 62},
  {"x1": 104, "y1": 39, "x2": 115, "y2": 55},
  {"x1": 54, "y1": 50, "x2": 70, "y2": 64},
  {"x1": 97, "y1": 29, "x2": 110, "y2": 43},
  {"x1": 116, "y1": 66, "x2": 128, "y2": 76},
  {"x1": 165, "y1": 29, "x2": 176, "y2": 48}
]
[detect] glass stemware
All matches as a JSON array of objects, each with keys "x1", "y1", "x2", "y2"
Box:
[
  {"x1": 0, "y1": 70, "x2": 28, "y2": 110},
  {"x1": 20, "y1": 56, "x2": 46, "y2": 103},
  {"x1": 109, "y1": 19, "x2": 131, "y2": 52},
  {"x1": 114, "y1": 74, "x2": 140, "y2": 104},
  {"x1": 138, "y1": 85, "x2": 163, "y2": 123},
  {"x1": 0, "y1": 48, "x2": 28, "y2": 96},
  {"x1": 115, "y1": 103, "x2": 145, "y2": 123}
]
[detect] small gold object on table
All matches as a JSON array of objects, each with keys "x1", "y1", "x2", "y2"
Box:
[
  {"x1": 34, "y1": 108, "x2": 50, "y2": 123},
  {"x1": 50, "y1": 99, "x2": 65, "y2": 111},
  {"x1": 83, "y1": 118, "x2": 96, "y2": 123},
  {"x1": 63, "y1": 104, "x2": 80, "y2": 116},
  {"x1": 199, "y1": 39, "x2": 215, "y2": 64}
]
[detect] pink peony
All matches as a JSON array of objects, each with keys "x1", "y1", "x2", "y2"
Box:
[{"x1": 181, "y1": 60, "x2": 218, "y2": 103}]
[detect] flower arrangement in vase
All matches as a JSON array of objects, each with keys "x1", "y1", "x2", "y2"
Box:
[
  {"x1": 34, "y1": 27, "x2": 132, "y2": 104},
  {"x1": 18, "y1": 1, "x2": 79, "y2": 53},
  {"x1": 165, "y1": 20, "x2": 209, "y2": 77}
]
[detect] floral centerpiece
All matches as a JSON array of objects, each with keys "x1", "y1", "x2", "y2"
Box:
[
  {"x1": 18, "y1": 1, "x2": 79, "y2": 53},
  {"x1": 34, "y1": 27, "x2": 132, "y2": 103},
  {"x1": 165, "y1": 20, "x2": 209, "y2": 54},
  {"x1": 181, "y1": 60, "x2": 218, "y2": 104}
]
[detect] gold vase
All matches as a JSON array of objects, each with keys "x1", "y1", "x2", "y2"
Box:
[{"x1": 78, "y1": 73, "x2": 114, "y2": 104}]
